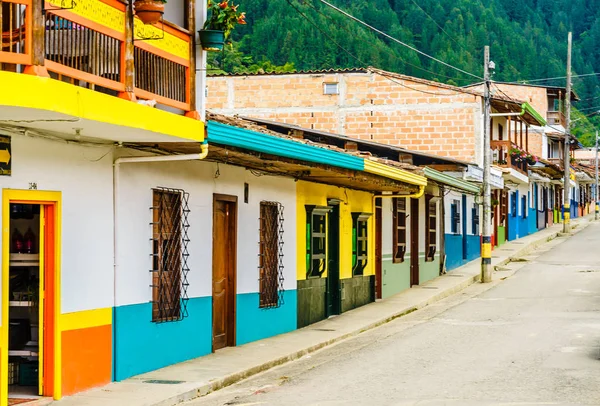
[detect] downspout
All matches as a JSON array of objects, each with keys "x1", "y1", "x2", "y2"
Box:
[{"x1": 111, "y1": 140, "x2": 209, "y2": 380}]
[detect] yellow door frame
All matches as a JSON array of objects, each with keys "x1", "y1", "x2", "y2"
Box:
[{"x1": 1, "y1": 189, "x2": 62, "y2": 405}]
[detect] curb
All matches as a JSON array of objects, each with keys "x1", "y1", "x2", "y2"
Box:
[{"x1": 152, "y1": 218, "x2": 592, "y2": 406}]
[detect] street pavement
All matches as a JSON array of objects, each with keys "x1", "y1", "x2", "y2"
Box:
[{"x1": 187, "y1": 222, "x2": 600, "y2": 406}]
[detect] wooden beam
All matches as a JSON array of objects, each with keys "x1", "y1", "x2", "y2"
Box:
[
  {"x1": 119, "y1": 2, "x2": 136, "y2": 102},
  {"x1": 520, "y1": 120, "x2": 523, "y2": 149},
  {"x1": 23, "y1": 0, "x2": 49, "y2": 76},
  {"x1": 424, "y1": 164, "x2": 464, "y2": 172},
  {"x1": 526, "y1": 125, "x2": 529, "y2": 152},
  {"x1": 186, "y1": 0, "x2": 197, "y2": 115}
]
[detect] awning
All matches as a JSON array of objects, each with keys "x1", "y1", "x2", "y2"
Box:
[{"x1": 423, "y1": 167, "x2": 480, "y2": 194}]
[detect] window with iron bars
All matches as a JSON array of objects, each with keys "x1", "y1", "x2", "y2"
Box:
[
  {"x1": 392, "y1": 197, "x2": 407, "y2": 263},
  {"x1": 425, "y1": 196, "x2": 437, "y2": 262},
  {"x1": 259, "y1": 201, "x2": 285, "y2": 309},
  {"x1": 305, "y1": 205, "x2": 332, "y2": 278},
  {"x1": 472, "y1": 203, "x2": 480, "y2": 235},
  {"x1": 150, "y1": 188, "x2": 190, "y2": 323},
  {"x1": 352, "y1": 212, "x2": 371, "y2": 276}
]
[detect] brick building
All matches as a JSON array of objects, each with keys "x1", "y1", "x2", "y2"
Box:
[{"x1": 207, "y1": 68, "x2": 494, "y2": 163}]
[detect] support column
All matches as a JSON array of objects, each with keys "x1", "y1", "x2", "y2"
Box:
[
  {"x1": 184, "y1": 0, "x2": 200, "y2": 119},
  {"x1": 23, "y1": 0, "x2": 49, "y2": 76},
  {"x1": 119, "y1": 2, "x2": 136, "y2": 102}
]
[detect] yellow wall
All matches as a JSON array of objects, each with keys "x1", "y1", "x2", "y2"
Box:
[{"x1": 296, "y1": 181, "x2": 375, "y2": 281}]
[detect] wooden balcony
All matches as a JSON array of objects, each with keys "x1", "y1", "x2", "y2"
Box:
[
  {"x1": 491, "y1": 140, "x2": 528, "y2": 176},
  {"x1": 547, "y1": 111, "x2": 566, "y2": 127},
  {"x1": 0, "y1": 0, "x2": 196, "y2": 115}
]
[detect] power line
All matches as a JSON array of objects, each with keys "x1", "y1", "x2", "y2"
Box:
[
  {"x1": 302, "y1": 0, "x2": 473, "y2": 82},
  {"x1": 515, "y1": 72, "x2": 600, "y2": 84},
  {"x1": 315, "y1": 0, "x2": 482, "y2": 80},
  {"x1": 285, "y1": 0, "x2": 469, "y2": 97}
]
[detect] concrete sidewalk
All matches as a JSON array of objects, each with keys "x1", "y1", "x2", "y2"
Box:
[{"x1": 53, "y1": 216, "x2": 593, "y2": 406}]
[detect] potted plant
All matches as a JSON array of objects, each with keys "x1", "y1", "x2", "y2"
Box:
[
  {"x1": 199, "y1": 1, "x2": 246, "y2": 52},
  {"x1": 134, "y1": 0, "x2": 166, "y2": 25}
]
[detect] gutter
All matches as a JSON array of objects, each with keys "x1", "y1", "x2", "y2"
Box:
[{"x1": 111, "y1": 140, "x2": 209, "y2": 380}]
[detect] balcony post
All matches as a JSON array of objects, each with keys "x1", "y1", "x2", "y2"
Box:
[
  {"x1": 23, "y1": 0, "x2": 49, "y2": 77},
  {"x1": 184, "y1": 0, "x2": 199, "y2": 119},
  {"x1": 119, "y1": 1, "x2": 136, "y2": 102},
  {"x1": 526, "y1": 125, "x2": 529, "y2": 151},
  {"x1": 520, "y1": 120, "x2": 523, "y2": 149}
]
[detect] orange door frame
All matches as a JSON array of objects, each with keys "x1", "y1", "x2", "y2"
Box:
[{"x1": 1, "y1": 190, "x2": 61, "y2": 406}]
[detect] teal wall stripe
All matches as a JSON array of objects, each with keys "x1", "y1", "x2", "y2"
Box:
[
  {"x1": 236, "y1": 290, "x2": 297, "y2": 346},
  {"x1": 207, "y1": 121, "x2": 365, "y2": 171},
  {"x1": 114, "y1": 297, "x2": 212, "y2": 381}
]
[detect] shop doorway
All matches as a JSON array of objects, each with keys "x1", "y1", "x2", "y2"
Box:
[{"x1": 2, "y1": 191, "x2": 59, "y2": 404}]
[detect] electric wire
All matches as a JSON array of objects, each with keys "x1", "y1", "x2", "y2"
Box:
[
  {"x1": 302, "y1": 0, "x2": 473, "y2": 83},
  {"x1": 285, "y1": 0, "x2": 469, "y2": 97},
  {"x1": 315, "y1": 0, "x2": 482, "y2": 80}
]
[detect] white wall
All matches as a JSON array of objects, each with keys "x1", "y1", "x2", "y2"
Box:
[
  {"x1": 116, "y1": 158, "x2": 297, "y2": 307},
  {"x1": 444, "y1": 190, "x2": 479, "y2": 236},
  {"x1": 0, "y1": 134, "x2": 114, "y2": 320}
]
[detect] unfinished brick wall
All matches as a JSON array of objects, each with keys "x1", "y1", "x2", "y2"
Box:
[{"x1": 207, "y1": 72, "x2": 483, "y2": 162}]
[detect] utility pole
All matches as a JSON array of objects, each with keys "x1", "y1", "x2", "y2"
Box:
[
  {"x1": 594, "y1": 130, "x2": 600, "y2": 221},
  {"x1": 481, "y1": 45, "x2": 492, "y2": 283},
  {"x1": 563, "y1": 32, "x2": 572, "y2": 234}
]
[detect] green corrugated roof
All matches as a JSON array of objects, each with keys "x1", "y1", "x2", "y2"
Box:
[
  {"x1": 522, "y1": 102, "x2": 547, "y2": 126},
  {"x1": 423, "y1": 167, "x2": 481, "y2": 194}
]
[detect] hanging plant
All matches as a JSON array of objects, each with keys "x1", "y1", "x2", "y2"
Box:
[
  {"x1": 134, "y1": 0, "x2": 167, "y2": 25},
  {"x1": 199, "y1": 1, "x2": 246, "y2": 52}
]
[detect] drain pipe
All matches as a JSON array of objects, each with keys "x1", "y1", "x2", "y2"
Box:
[
  {"x1": 111, "y1": 140, "x2": 208, "y2": 380},
  {"x1": 372, "y1": 185, "x2": 426, "y2": 207}
]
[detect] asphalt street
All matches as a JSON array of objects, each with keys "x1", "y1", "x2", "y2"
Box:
[{"x1": 187, "y1": 223, "x2": 600, "y2": 406}]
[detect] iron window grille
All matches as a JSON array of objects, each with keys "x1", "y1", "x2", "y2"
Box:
[
  {"x1": 352, "y1": 212, "x2": 371, "y2": 276},
  {"x1": 425, "y1": 196, "x2": 437, "y2": 262},
  {"x1": 522, "y1": 195, "x2": 528, "y2": 218},
  {"x1": 450, "y1": 200, "x2": 460, "y2": 234},
  {"x1": 258, "y1": 201, "x2": 285, "y2": 309},
  {"x1": 472, "y1": 203, "x2": 480, "y2": 235},
  {"x1": 392, "y1": 197, "x2": 407, "y2": 263},
  {"x1": 305, "y1": 205, "x2": 332, "y2": 278},
  {"x1": 150, "y1": 188, "x2": 190, "y2": 323}
]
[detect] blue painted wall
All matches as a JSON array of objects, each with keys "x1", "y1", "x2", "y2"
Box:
[
  {"x1": 465, "y1": 235, "x2": 481, "y2": 262},
  {"x1": 236, "y1": 290, "x2": 297, "y2": 346},
  {"x1": 507, "y1": 191, "x2": 518, "y2": 241},
  {"x1": 444, "y1": 234, "x2": 464, "y2": 271},
  {"x1": 114, "y1": 297, "x2": 212, "y2": 381},
  {"x1": 445, "y1": 233, "x2": 480, "y2": 271},
  {"x1": 528, "y1": 207, "x2": 537, "y2": 235}
]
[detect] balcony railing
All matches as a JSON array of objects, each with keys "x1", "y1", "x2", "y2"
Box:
[
  {"x1": 547, "y1": 111, "x2": 566, "y2": 127},
  {"x1": 491, "y1": 140, "x2": 528, "y2": 175},
  {"x1": 0, "y1": 0, "x2": 195, "y2": 114}
]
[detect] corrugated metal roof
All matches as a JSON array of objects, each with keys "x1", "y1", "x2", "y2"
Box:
[{"x1": 208, "y1": 67, "x2": 368, "y2": 77}]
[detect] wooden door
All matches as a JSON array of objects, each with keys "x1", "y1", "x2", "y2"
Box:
[
  {"x1": 212, "y1": 195, "x2": 237, "y2": 351},
  {"x1": 374, "y1": 202, "x2": 382, "y2": 299},
  {"x1": 410, "y1": 198, "x2": 419, "y2": 286}
]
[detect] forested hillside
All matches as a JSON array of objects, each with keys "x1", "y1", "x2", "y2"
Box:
[{"x1": 213, "y1": 0, "x2": 600, "y2": 145}]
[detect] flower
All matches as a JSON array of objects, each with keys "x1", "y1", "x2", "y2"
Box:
[{"x1": 203, "y1": 0, "x2": 246, "y2": 42}]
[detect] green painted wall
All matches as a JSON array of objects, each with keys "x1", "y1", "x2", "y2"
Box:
[
  {"x1": 381, "y1": 254, "x2": 410, "y2": 299},
  {"x1": 419, "y1": 254, "x2": 440, "y2": 284},
  {"x1": 497, "y1": 226, "x2": 506, "y2": 246}
]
